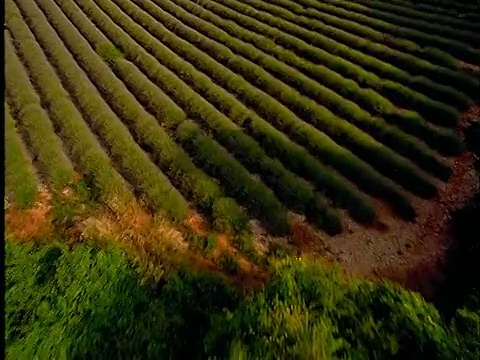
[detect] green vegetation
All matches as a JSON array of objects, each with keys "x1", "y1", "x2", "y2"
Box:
[
  {"x1": 4, "y1": 0, "x2": 477, "y2": 234},
  {"x1": 169, "y1": 0, "x2": 463, "y2": 156},
  {"x1": 198, "y1": 0, "x2": 464, "y2": 125},
  {"x1": 6, "y1": 239, "x2": 480, "y2": 359},
  {"x1": 5, "y1": 36, "x2": 75, "y2": 191},
  {"x1": 138, "y1": 0, "x2": 451, "y2": 182},
  {"x1": 307, "y1": 0, "x2": 480, "y2": 64},
  {"x1": 5, "y1": 104, "x2": 38, "y2": 208},
  {"x1": 129, "y1": 0, "x2": 439, "y2": 198},
  {"x1": 6, "y1": 30, "x2": 134, "y2": 209}
]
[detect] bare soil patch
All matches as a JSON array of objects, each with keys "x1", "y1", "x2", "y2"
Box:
[
  {"x1": 5, "y1": 186, "x2": 53, "y2": 240},
  {"x1": 290, "y1": 103, "x2": 479, "y2": 298}
]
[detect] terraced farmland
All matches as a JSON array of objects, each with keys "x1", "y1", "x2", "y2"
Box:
[{"x1": 5, "y1": 0, "x2": 479, "y2": 238}]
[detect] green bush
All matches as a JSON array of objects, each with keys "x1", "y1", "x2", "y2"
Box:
[
  {"x1": 7, "y1": 241, "x2": 479, "y2": 359},
  {"x1": 5, "y1": 241, "x2": 167, "y2": 358},
  {"x1": 212, "y1": 198, "x2": 250, "y2": 235},
  {"x1": 96, "y1": 42, "x2": 123, "y2": 64}
]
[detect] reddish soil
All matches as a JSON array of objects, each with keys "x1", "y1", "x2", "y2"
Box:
[
  {"x1": 185, "y1": 211, "x2": 209, "y2": 236},
  {"x1": 5, "y1": 187, "x2": 53, "y2": 240}
]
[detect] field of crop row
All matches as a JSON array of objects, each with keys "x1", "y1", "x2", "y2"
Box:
[{"x1": 5, "y1": 0, "x2": 479, "y2": 236}]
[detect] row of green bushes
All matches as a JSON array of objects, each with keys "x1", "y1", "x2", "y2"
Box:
[
  {"x1": 312, "y1": 0, "x2": 480, "y2": 64},
  {"x1": 148, "y1": 0, "x2": 439, "y2": 199},
  {"x1": 113, "y1": 0, "x2": 418, "y2": 219},
  {"x1": 13, "y1": 0, "x2": 190, "y2": 220},
  {"x1": 8, "y1": 241, "x2": 479, "y2": 359},
  {"x1": 49, "y1": 0, "x2": 247, "y2": 233},
  {"x1": 5, "y1": 104, "x2": 39, "y2": 208},
  {"x1": 169, "y1": 0, "x2": 463, "y2": 157},
  {"x1": 119, "y1": 40, "x2": 340, "y2": 234},
  {"x1": 72, "y1": 0, "x2": 301, "y2": 234},
  {"x1": 353, "y1": 0, "x2": 480, "y2": 32},
  {"x1": 85, "y1": 0, "x2": 344, "y2": 233},
  {"x1": 154, "y1": 0, "x2": 452, "y2": 182},
  {"x1": 340, "y1": 0, "x2": 479, "y2": 46},
  {"x1": 89, "y1": 0, "x2": 377, "y2": 225},
  {"x1": 5, "y1": 32, "x2": 75, "y2": 191},
  {"x1": 292, "y1": 1, "x2": 461, "y2": 69},
  {"x1": 277, "y1": 0, "x2": 457, "y2": 69},
  {"x1": 6, "y1": 12, "x2": 136, "y2": 210},
  {"x1": 48, "y1": 0, "x2": 256, "y2": 234},
  {"x1": 234, "y1": 0, "x2": 474, "y2": 109},
  {"x1": 177, "y1": 121, "x2": 291, "y2": 235},
  {"x1": 200, "y1": 0, "x2": 459, "y2": 127},
  {"x1": 271, "y1": 0, "x2": 479, "y2": 99}
]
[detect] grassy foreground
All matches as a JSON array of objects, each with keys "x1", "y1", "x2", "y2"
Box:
[{"x1": 5, "y1": 236, "x2": 479, "y2": 359}]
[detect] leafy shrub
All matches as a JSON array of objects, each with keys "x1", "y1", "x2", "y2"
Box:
[{"x1": 7, "y1": 240, "x2": 480, "y2": 359}]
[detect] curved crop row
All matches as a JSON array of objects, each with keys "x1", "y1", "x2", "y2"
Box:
[
  {"x1": 90, "y1": 0, "x2": 341, "y2": 234},
  {"x1": 172, "y1": 0, "x2": 462, "y2": 155},
  {"x1": 233, "y1": 0, "x2": 474, "y2": 108},
  {"x1": 6, "y1": 18, "x2": 136, "y2": 210},
  {"x1": 198, "y1": 0, "x2": 460, "y2": 127},
  {"x1": 304, "y1": 0, "x2": 480, "y2": 64},
  {"x1": 82, "y1": 0, "x2": 375, "y2": 225},
  {"x1": 130, "y1": 0, "x2": 440, "y2": 199},
  {"x1": 76, "y1": 0, "x2": 345, "y2": 233},
  {"x1": 336, "y1": 0, "x2": 480, "y2": 46},
  {"x1": 124, "y1": 62, "x2": 345, "y2": 233},
  {"x1": 168, "y1": 0, "x2": 462, "y2": 157},
  {"x1": 177, "y1": 121, "x2": 290, "y2": 235},
  {"x1": 275, "y1": 0, "x2": 458, "y2": 70},
  {"x1": 5, "y1": 103, "x2": 39, "y2": 208},
  {"x1": 144, "y1": 0, "x2": 451, "y2": 181},
  {"x1": 79, "y1": 0, "x2": 419, "y2": 220},
  {"x1": 55, "y1": 3, "x2": 292, "y2": 232},
  {"x1": 350, "y1": 0, "x2": 480, "y2": 32},
  {"x1": 5, "y1": 31, "x2": 75, "y2": 191},
  {"x1": 270, "y1": 0, "x2": 479, "y2": 98},
  {"x1": 11, "y1": 0, "x2": 190, "y2": 220},
  {"x1": 34, "y1": 0, "x2": 256, "y2": 231}
]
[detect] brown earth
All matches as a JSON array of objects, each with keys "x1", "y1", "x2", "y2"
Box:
[
  {"x1": 5, "y1": 186, "x2": 53, "y2": 240},
  {"x1": 287, "y1": 103, "x2": 479, "y2": 298}
]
